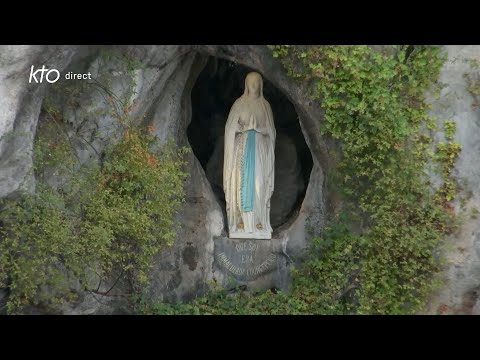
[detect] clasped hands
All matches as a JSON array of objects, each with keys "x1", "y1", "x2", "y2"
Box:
[{"x1": 237, "y1": 122, "x2": 267, "y2": 136}]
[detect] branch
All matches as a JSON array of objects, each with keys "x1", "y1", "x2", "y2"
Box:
[{"x1": 89, "y1": 269, "x2": 124, "y2": 297}]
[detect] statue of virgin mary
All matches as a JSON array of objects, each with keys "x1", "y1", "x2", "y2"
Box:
[{"x1": 223, "y1": 72, "x2": 276, "y2": 239}]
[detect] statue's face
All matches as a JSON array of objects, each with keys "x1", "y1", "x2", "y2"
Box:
[
  {"x1": 248, "y1": 80, "x2": 260, "y2": 97},
  {"x1": 245, "y1": 73, "x2": 262, "y2": 98}
]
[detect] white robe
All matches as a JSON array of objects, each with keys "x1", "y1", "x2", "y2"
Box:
[{"x1": 223, "y1": 83, "x2": 275, "y2": 239}]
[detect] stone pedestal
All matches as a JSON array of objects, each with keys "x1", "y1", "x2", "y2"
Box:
[
  {"x1": 213, "y1": 236, "x2": 289, "y2": 289},
  {"x1": 228, "y1": 231, "x2": 271, "y2": 240}
]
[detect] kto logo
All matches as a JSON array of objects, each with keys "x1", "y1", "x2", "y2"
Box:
[{"x1": 29, "y1": 65, "x2": 60, "y2": 84}]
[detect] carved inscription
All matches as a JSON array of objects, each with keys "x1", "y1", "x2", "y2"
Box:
[
  {"x1": 246, "y1": 253, "x2": 276, "y2": 277},
  {"x1": 217, "y1": 253, "x2": 245, "y2": 276},
  {"x1": 217, "y1": 240, "x2": 276, "y2": 278}
]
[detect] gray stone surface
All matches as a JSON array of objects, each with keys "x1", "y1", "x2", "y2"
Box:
[
  {"x1": 426, "y1": 45, "x2": 480, "y2": 315},
  {"x1": 0, "y1": 45, "x2": 79, "y2": 198},
  {"x1": 213, "y1": 237, "x2": 289, "y2": 290},
  {"x1": 270, "y1": 132, "x2": 305, "y2": 227}
]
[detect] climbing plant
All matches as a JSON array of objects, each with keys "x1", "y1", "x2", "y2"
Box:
[
  {"x1": 269, "y1": 45, "x2": 458, "y2": 314},
  {"x1": 276, "y1": 45, "x2": 458, "y2": 314},
  {"x1": 464, "y1": 59, "x2": 480, "y2": 111},
  {"x1": 0, "y1": 49, "x2": 189, "y2": 313}
]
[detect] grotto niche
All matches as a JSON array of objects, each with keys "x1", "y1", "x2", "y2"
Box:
[{"x1": 187, "y1": 57, "x2": 313, "y2": 231}]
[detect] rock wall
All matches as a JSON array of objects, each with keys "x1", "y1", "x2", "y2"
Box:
[
  {"x1": 0, "y1": 45, "x2": 79, "y2": 198},
  {"x1": 427, "y1": 45, "x2": 480, "y2": 315}
]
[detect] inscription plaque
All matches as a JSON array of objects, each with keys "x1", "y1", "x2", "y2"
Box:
[{"x1": 213, "y1": 237, "x2": 283, "y2": 281}]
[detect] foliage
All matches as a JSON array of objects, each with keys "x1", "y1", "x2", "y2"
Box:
[
  {"x1": 82, "y1": 130, "x2": 188, "y2": 288},
  {"x1": 270, "y1": 45, "x2": 458, "y2": 314},
  {"x1": 464, "y1": 63, "x2": 480, "y2": 110},
  {"x1": 0, "y1": 186, "x2": 83, "y2": 312},
  {"x1": 135, "y1": 285, "x2": 300, "y2": 315},
  {"x1": 0, "y1": 50, "x2": 189, "y2": 313},
  {"x1": 464, "y1": 72, "x2": 480, "y2": 96}
]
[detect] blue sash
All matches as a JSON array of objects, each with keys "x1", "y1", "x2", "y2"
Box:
[{"x1": 240, "y1": 129, "x2": 256, "y2": 212}]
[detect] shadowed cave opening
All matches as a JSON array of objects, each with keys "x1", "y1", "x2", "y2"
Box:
[{"x1": 187, "y1": 57, "x2": 313, "y2": 229}]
